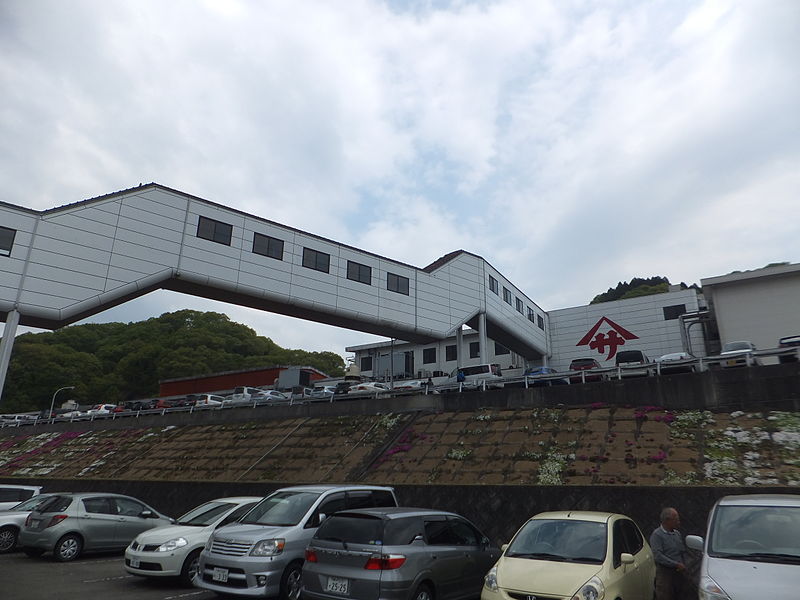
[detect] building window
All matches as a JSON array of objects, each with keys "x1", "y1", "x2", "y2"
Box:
[
  {"x1": 360, "y1": 356, "x2": 373, "y2": 372},
  {"x1": 495, "y1": 342, "x2": 510, "y2": 355},
  {"x1": 387, "y1": 272, "x2": 409, "y2": 295},
  {"x1": 422, "y1": 348, "x2": 436, "y2": 364},
  {"x1": 445, "y1": 345, "x2": 457, "y2": 361},
  {"x1": 515, "y1": 297, "x2": 524, "y2": 314},
  {"x1": 537, "y1": 314, "x2": 545, "y2": 330},
  {"x1": 527, "y1": 307, "x2": 536, "y2": 323},
  {"x1": 302, "y1": 247, "x2": 330, "y2": 273},
  {"x1": 347, "y1": 260, "x2": 371, "y2": 285},
  {"x1": 252, "y1": 233, "x2": 283, "y2": 260},
  {"x1": 469, "y1": 342, "x2": 480, "y2": 359},
  {"x1": 0, "y1": 226, "x2": 15, "y2": 257},
  {"x1": 503, "y1": 287, "x2": 512, "y2": 305},
  {"x1": 197, "y1": 216, "x2": 232, "y2": 246},
  {"x1": 488, "y1": 275, "x2": 499, "y2": 295},
  {"x1": 663, "y1": 304, "x2": 687, "y2": 320}
]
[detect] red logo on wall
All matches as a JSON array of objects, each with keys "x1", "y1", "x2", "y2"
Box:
[{"x1": 576, "y1": 317, "x2": 638, "y2": 361}]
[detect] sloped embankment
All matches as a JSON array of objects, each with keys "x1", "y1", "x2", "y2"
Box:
[{"x1": 0, "y1": 406, "x2": 798, "y2": 486}]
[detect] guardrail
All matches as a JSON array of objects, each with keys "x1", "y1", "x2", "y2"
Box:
[{"x1": 2, "y1": 346, "x2": 797, "y2": 430}]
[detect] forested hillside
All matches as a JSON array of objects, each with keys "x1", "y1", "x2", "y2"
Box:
[{"x1": 1, "y1": 310, "x2": 345, "y2": 412}]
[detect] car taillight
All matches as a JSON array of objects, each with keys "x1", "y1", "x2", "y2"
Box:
[
  {"x1": 46, "y1": 515, "x2": 69, "y2": 528},
  {"x1": 364, "y1": 554, "x2": 406, "y2": 570},
  {"x1": 305, "y1": 548, "x2": 318, "y2": 563}
]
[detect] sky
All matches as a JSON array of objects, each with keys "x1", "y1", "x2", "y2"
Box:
[{"x1": 1, "y1": 0, "x2": 798, "y2": 360}]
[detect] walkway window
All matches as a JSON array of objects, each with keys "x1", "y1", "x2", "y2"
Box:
[
  {"x1": 527, "y1": 307, "x2": 536, "y2": 323},
  {"x1": 445, "y1": 345, "x2": 457, "y2": 361},
  {"x1": 197, "y1": 216, "x2": 232, "y2": 246},
  {"x1": 387, "y1": 272, "x2": 409, "y2": 295},
  {"x1": 347, "y1": 260, "x2": 371, "y2": 285},
  {"x1": 488, "y1": 275, "x2": 499, "y2": 295},
  {"x1": 253, "y1": 233, "x2": 283, "y2": 260},
  {"x1": 469, "y1": 342, "x2": 480, "y2": 358},
  {"x1": 503, "y1": 287, "x2": 512, "y2": 305},
  {"x1": 537, "y1": 314, "x2": 545, "y2": 330},
  {"x1": 516, "y1": 297, "x2": 524, "y2": 314},
  {"x1": 360, "y1": 356, "x2": 373, "y2": 372},
  {"x1": 0, "y1": 226, "x2": 15, "y2": 257},
  {"x1": 423, "y1": 348, "x2": 436, "y2": 364},
  {"x1": 303, "y1": 248, "x2": 330, "y2": 273}
]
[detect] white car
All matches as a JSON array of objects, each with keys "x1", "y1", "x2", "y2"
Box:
[
  {"x1": 254, "y1": 390, "x2": 291, "y2": 405},
  {"x1": 349, "y1": 382, "x2": 390, "y2": 393},
  {"x1": 190, "y1": 394, "x2": 225, "y2": 408},
  {"x1": 0, "y1": 484, "x2": 42, "y2": 511},
  {"x1": 687, "y1": 494, "x2": 800, "y2": 600},
  {"x1": 125, "y1": 496, "x2": 261, "y2": 585},
  {"x1": 85, "y1": 403, "x2": 120, "y2": 415},
  {"x1": 720, "y1": 340, "x2": 761, "y2": 368}
]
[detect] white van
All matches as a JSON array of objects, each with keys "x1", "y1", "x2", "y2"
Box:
[
  {"x1": 446, "y1": 363, "x2": 504, "y2": 389},
  {"x1": 195, "y1": 484, "x2": 397, "y2": 599},
  {"x1": 686, "y1": 494, "x2": 800, "y2": 600}
]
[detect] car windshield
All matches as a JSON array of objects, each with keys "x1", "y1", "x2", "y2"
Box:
[
  {"x1": 708, "y1": 505, "x2": 800, "y2": 562},
  {"x1": 723, "y1": 341, "x2": 753, "y2": 352},
  {"x1": 10, "y1": 494, "x2": 53, "y2": 512},
  {"x1": 506, "y1": 519, "x2": 606, "y2": 564},
  {"x1": 177, "y1": 501, "x2": 237, "y2": 526},
  {"x1": 239, "y1": 491, "x2": 321, "y2": 526}
]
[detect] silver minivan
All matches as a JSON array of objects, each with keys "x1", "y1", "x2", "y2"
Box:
[
  {"x1": 195, "y1": 485, "x2": 397, "y2": 599},
  {"x1": 686, "y1": 494, "x2": 800, "y2": 600}
]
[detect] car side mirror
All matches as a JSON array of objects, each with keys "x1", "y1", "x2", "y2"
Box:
[
  {"x1": 139, "y1": 510, "x2": 154, "y2": 519},
  {"x1": 686, "y1": 535, "x2": 704, "y2": 551},
  {"x1": 318, "y1": 513, "x2": 327, "y2": 523},
  {"x1": 501, "y1": 543, "x2": 508, "y2": 552},
  {"x1": 411, "y1": 534, "x2": 425, "y2": 544},
  {"x1": 620, "y1": 552, "x2": 635, "y2": 565}
]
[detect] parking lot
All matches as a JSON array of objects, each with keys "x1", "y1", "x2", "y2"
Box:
[{"x1": 0, "y1": 550, "x2": 215, "y2": 600}]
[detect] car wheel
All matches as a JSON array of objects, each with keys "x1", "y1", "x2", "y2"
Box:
[
  {"x1": 22, "y1": 547, "x2": 44, "y2": 558},
  {"x1": 179, "y1": 548, "x2": 202, "y2": 586},
  {"x1": 280, "y1": 561, "x2": 303, "y2": 600},
  {"x1": 412, "y1": 583, "x2": 433, "y2": 600},
  {"x1": 0, "y1": 526, "x2": 18, "y2": 553},
  {"x1": 54, "y1": 533, "x2": 82, "y2": 562}
]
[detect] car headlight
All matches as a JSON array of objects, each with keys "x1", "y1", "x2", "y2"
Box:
[
  {"x1": 698, "y1": 575, "x2": 732, "y2": 600},
  {"x1": 156, "y1": 537, "x2": 188, "y2": 552},
  {"x1": 484, "y1": 566, "x2": 498, "y2": 591},
  {"x1": 250, "y1": 538, "x2": 285, "y2": 556},
  {"x1": 571, "y1": 576, "x2": 605, "y2": 600}
]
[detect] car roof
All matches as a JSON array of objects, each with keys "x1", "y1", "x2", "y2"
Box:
[
  {"x1": 530, "y1": 510, "x2": 619, "y2": 523},
  {"x1": 716, "y1": 494, "x2": 800, "y2": 508},
  {"x1": 0, "y1": 484, "x2": 42, "y2": 491},
  {"x1": 274, "y1": 484, "x2": 394, "y2": 494},
  {"x1": 207, "y1": 496, "x2": 263, "y2": 504},
  {"x1": 330, "y1": 507, "x2": 458, "y2": 520}
]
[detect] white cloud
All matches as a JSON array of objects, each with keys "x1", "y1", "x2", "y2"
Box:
[{"x1": 1, "y1": 0, "x2": 797, "y2": 352}]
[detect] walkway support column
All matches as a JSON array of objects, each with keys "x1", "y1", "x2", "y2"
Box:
[
  {"x1": 479, "y1": 312, "x2": 488, "y2": 363},
  {"x1": 0, "y1": 309, "x2": 20, "y2": 403},
  {"x1": 456, "y1": 326, "x2": 464, "y2": 370}
]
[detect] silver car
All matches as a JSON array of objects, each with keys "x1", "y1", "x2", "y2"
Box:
[
  {"x1": 302, "y1": 507, "x2": 500, "y2": 600},
  {"x1": 18, "y1": 492, "x2": 174, "y2": 561},
  {"x1": 687, "y1": 494, "x2": 800, "y2": 600},
  {"x1": 0, "y1": 493, "x2": 58, "y2": 553}
]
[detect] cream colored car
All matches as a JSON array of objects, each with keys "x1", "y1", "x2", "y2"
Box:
[{"x1": 482, "y1": 511, "x2": 654, "y2": 600}]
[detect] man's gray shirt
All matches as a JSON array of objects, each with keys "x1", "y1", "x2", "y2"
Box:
[{"x1": 650, "y1": 526, "x2": 685, "y2": 568}]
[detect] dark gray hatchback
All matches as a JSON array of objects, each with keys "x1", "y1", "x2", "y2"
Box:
[{"x1": 302, "y1": 507, "x2": 500, "y2": 600}]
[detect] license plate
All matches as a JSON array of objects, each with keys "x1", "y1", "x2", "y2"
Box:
[
  {"x1": 726, "y1": 359, "x2": 738, "y2": 366},
  {"x1": 130, "y1": 558, "x2": 140, "y2": 568},
  {"x1": 212, "y1": 567, "x2": 229, "y2": 582},
  {"x1": 326, "y1": 576, "x2": 349, "y2": 594}
]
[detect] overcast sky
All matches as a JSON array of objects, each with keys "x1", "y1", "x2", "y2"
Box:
[{"x1": 1, "y1": 0, "x2": 798, "y2": 359}]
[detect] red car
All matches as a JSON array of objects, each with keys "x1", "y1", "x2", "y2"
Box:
[{"x1": 568, "y1": 358, "x2": 603, "y2": 383}]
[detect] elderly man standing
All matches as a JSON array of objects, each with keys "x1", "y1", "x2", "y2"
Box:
[{"x1": 650, "y1": 507, "x2": 691, "y2": 599}]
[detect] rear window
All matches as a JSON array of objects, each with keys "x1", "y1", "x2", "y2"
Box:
[
  {"x1": 0, "y1": 487, "x2": 35, "y2": 502},
  {"x1": 570, "y1": 359, "x2": 596, "y2": 368},
  {"x1": 317, "y1": 514, "x2": 422, "y2": 546},
  {"x1": 37, "y1": 495, "x2": 74, "y2": 513},
  {"x1": 316, "y1": 514, "x2": 385, "y2": 545},
  {"x1": 462, "y1": 365, "x2": 490, "y2": 376},
  {"x1": 616, "y1": 351, "x2": 645, "y2": 364}
]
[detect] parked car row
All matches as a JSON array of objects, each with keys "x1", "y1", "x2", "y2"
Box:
[{"x1": 2, "y1": 481, "x2": 797, "y2": 600}]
